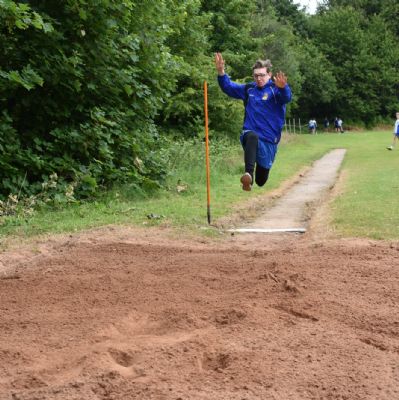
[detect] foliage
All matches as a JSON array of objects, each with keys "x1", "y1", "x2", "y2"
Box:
[
  {"x1": 201, "y1": 0, "x2": 258, "y2": 77},
  {"x1": 250, "y1": 2, "x2": 302, "y2": 114},
  {"x1": 198, "y1": 0, "x2": 260, "y2": 139},
  {"x1": 160, "y1": 0, "x2": 212, "y2": 138},
  {"x1": 295, "y1": 41, "x2": 337, "y2": 118},
  {"x1": 0, "y1": 0, "x2": 179, "y2": 200},
  {"x1": 310, "y1": 5, "x2": 399, "y2": 124},
  {"x1": 268, "y1": 0, "x2": 311, "y2": 37},
  {"x1": 1, "y1": 0, "x2": 399, "y2": 204}
]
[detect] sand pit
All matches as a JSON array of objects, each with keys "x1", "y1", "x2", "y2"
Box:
[{"x1": 1, "y1": 150, "x2": 399, "y2": 400}]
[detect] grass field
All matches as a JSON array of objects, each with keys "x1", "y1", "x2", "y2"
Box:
[{"x1": 0, "y1": 130, "x2": 398, "y2": 240}]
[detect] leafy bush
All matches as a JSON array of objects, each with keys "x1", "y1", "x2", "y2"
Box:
[{"x1": 0, "y1": 1, "x2": 177, "y2": 200}]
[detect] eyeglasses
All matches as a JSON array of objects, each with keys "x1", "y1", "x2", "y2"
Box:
[{"x1": 254, "y1": 73, "x2": 267, "y2": 79}]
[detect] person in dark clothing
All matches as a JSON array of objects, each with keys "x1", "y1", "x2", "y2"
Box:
[{"x1": 323, "y1": 117, "x2": 329, "y2": 131}]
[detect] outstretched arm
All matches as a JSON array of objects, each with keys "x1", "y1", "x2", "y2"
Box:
[
  {"x1": 215, "y1": 52, "x2": 225, "y2": 76},
  {"x1": 273, "y1": 71, "x2": 291, "y2": 104},
  {"x1": 215, "y1": 52, "x2": 246, "y2": 100},
  {"x1": 273, "y1": 71, "x2": 288, "y2": 88}
]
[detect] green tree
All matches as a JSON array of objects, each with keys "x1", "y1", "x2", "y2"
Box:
[
  {"x1": 322, "y1": 0, "x2": 384, "y2": 15},
  {"x1": 311, "y1": 6, "x2": 399, "y2": 125},
  {"x1": 0, "y1": 0, "x2": 180, "y2": 198},
  {"x1": 201, "y1": 0, "x2": 258, "y2": 77},
  {"x1": 380, "y1": 0, "x2": 399, "y2": 37},
  {"x1": 199, "y1": 0, "x2": 259, "y2": 138},
  {"x1": 160, "y1": 0, "x2": 213, "y2": 137},
  {"x1": 269, "y1": 0, "x2": 311, "y2": 37},
  {"x1": 251, "y1": 1, "x2": 303, "y2": 114},
  {"x1": 295, "y1": 41, "x2": 337, "y2": 118}
]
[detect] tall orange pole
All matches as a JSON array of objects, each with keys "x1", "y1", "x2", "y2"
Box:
[{"x1": 204, "y1": 80, "x2": 211, "y2": 224}]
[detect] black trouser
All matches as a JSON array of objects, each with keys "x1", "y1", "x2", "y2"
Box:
[{"x1": 242, "y1": 131, "x2": 270, "y2": 187}]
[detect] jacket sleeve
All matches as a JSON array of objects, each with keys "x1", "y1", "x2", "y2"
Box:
[
  {"x1": 217, "y1": 74, "x2": 246, "y2": 100},
  {"x1": 275, "y1": 84, "x2": 292, "y2": 105}
]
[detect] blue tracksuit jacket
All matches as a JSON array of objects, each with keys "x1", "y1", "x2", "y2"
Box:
[{"x1": 217, "y1": 74, "x2": 292, "y2": 144}]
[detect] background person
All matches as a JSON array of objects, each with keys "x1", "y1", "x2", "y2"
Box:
[
  {"x1": 308, "y1": 118, "x2": 317, "y2": 134},
  {"x1": 387, "y1": 112, "x2": 399, "y2": 150},
  {"x1": 215, "y1": 52, "x2": 292, "y2": 191},
  {"x1": 323, "y1": 117, "x2": 329, "y2": 132},
  {"x1": 338, "y1": 118, "x2": 344, "y2": 133},
  {"x1": 334, "y1": 117, "x2": 339, "y2": 132}
]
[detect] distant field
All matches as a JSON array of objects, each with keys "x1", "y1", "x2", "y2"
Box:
[
  {"x1": 276, "y1": 130, "x2": 398, "y2": 239},
  {"x1": 0, "y1": 130, "x2": 397, "y2": 240}
]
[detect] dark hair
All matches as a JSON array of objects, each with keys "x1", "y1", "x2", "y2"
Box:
[{"x1": 252, "y1": 59, "x2": 272, "y2": 73}]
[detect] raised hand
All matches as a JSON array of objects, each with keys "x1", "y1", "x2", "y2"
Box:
[
  {"x1": 273, "y1": 71, "x2": 288, "y2": 88},
  {"x1": 214, "y1": 52, "x2": 225, "y2": 76}
]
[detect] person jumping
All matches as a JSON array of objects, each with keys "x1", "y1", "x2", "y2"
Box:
[{"x1": 215, "y1": 52, "x2": 292, "y2": 191}]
